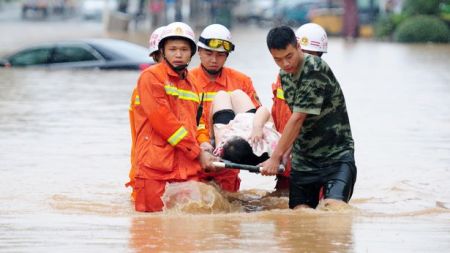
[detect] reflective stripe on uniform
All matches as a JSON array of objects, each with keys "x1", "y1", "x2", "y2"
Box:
[
  {"x1": 276, "y1": 88, "x2": 285, "y2": 100},
  {"x1": 200, "y1": 91, "x2": 234, "y2": 102},
  {"x1": 164, "y1": 85, "x2": 200, "y2": 103},
  {"x1": 167, "y1": 126, "x2": 188, "y2": 146},
  {"x1": 201, "y1": 92, "x2": 217, "y2": 102},
  {"x1": 197, "y1": 124, "x2": 206, "y2": 130},
  {"x1": 134, "y1": 95, "x2": 140, "y2": 105}
]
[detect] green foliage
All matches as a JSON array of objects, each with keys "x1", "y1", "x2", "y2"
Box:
[
  {"x1": 440, "y1": 2, "x2": 450, "y2": 21},
  {"x1": 375, "y1": 14, "x2": 406, "y2": 40},
  {"x1": 394, "y1": 15, "x2": 450, "y2": 43},
  {"x1": 402, "y1": 0, "x2": 443, "y2": 16}
]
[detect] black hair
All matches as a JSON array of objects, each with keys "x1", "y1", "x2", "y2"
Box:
[
  {"x1": 222, "y1": 136, "x2": 269, "y2": 166},
  {"x1": 266, "y1": 26, "x2": 298, "y2": 50}
]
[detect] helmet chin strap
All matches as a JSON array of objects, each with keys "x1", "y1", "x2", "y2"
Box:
[
  {"x1": 201, "y1": 64, "x2": 222, "y2": 76},
  {"x1": 163, "y1": 55, "x2": 189, "y2": 77},
  {"x1": 171, "y1": 63, "x2": 189, "y2": 72}
]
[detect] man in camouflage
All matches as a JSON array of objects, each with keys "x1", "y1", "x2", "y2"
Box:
[{"x1": 262, "y1": 26, "x2": 357, "y2": 209}]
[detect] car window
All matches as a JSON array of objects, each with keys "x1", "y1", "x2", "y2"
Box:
[
  {"x1": 91, "y1": 40, "x2": 150, "y2": 60},
  {"x1": 52, "y1": 46, "x2": 99, "y2": 63},
  {"x1": 9, "y1": 47, "x2": 52, "y2": 66}
]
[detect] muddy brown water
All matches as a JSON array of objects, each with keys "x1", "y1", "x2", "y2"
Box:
[{"x1": 1, "y1": 20, "x2": 449, "y2": 252}]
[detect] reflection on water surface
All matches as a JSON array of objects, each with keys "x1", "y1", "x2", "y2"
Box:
[{"x1": 1, "y1": 23, "x2": 450, "y2": 252}]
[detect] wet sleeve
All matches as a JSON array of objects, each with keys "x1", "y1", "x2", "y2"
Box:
[
  {"x1": 128, "y1": 88, "x2": 138, "y2": 164},
  {"x1": 137, "y1": 72, "x2": 200, "y2": 160}
]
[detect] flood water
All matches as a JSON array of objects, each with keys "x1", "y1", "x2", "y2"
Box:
[{"x1": 1, "y1": 20, "x2": 450, "y2": 252}]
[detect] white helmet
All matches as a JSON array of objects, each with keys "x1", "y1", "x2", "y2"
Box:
[
  {"x1": 158, "y1": 22, "x2": 197, "y2": 56},
  {"x1": 148, "y1": 26, "x2": 165, "y2": 56},
  {"x1": 295, "y1": 23, "x2": 328, "y2": 53},
  {"x1": 197, "y1": 24, "x2": 235, "y2": 53}
]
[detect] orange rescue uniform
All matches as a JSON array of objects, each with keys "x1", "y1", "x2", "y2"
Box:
[
  {"x1": 125, "y1": 87, "x2": 139, "y2": 201},
  {"x1": 133, "y1": 61, "x2": 209, "y2": 212},
  {"x1": 191, "y1": 66, "x2": 260, "y2": 192},
  {"x1": 271, "y1": 75, "x2": 292, "y2": 190}
]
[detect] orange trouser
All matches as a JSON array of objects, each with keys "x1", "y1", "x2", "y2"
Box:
[
  {"x1": 199, "y1": 169, "x2": 240, "y2": 192},
  {"x1": 275, "y1": 160, "x2": 291, "y2": 191},
  {"x1": 134, "y1": 175, "x2": 199, "y2": 212},
  {"x1": 275, "y1": 175, "x2": 290, "y2": 191}
]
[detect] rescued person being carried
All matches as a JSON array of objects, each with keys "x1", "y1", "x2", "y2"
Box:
[{"x1": 209, "y1": 89, "x2": 286, "y2": 167}]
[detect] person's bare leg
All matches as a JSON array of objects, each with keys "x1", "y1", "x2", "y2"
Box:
[
  {"x1": 230, "y1": 89, "x2": 255, "y2": 113},
  {"x1": 211, "y1": 91, "x2": 233, "y2": 145},
  {"x1": 211, "y1": 90, "x2": 232, "y2": 114}
]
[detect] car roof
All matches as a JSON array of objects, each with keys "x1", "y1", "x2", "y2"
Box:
[
  {"x1": 79, "y1": 38, "x2": 150, "y2": 61},
  {"x1": 4, "y1": 39, "x2": 150, "y2": 61}
]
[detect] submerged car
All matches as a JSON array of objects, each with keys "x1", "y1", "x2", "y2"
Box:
[{"x1": 0, "y1": 38, "x2": 154, "y2": 70}]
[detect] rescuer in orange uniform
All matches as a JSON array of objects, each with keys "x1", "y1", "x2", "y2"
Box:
[
  {"x1": 126, "y1": 26, "x2": 166, "y2": 202},
  {"x1": 132, "y1": 22, "x2": 216, "y2": 212},
  {"x1": 271, "y1": 23, "x2": 329, "y2": 195},
  {"x1": 191, "y1": 24, "x2": 260, "y2": 192}
]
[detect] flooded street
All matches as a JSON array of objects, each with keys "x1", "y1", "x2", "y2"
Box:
[{"x1": 1, "y1": 19, "x2": 450, "y2": 252}]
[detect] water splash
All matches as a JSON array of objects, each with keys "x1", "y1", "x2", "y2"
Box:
[{"x1": 161, "y1": 181, "x2": 238, "y2": 214}]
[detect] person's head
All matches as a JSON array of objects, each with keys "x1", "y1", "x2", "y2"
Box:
[
  {"x1": 266, "y1": 26, "x2": 303, "y2": 74},
  {"x1": 197, "y1": 24, "x2": 235, "y2": 75},
  {"x1": 148, "y1": 26, "x2": 165, "y2": 63},
  {"x1": 221, "y1": 136, "x2": 269, "y2": 166},
  {"x1": 158, "y1": 22, "x2": 197, "y2": 72},
  {"x1": 295, "y1": 23, "x2": 328, "y2": 57}
]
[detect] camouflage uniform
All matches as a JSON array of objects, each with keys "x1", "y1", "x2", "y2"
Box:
[{"x1": 280, "y1": 54, "x2": 355, "y2": 172}]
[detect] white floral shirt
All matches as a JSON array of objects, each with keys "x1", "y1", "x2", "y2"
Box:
[{"x1": 213, "y1": 113, "x2": 280, "y2": 157}]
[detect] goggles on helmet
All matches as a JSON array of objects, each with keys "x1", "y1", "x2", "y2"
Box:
[{"x1": 199, "y1": 37, "x2": 235, "y2": 52}]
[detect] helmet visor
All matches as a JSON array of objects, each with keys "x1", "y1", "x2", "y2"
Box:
[{"x1": 199, "y1": 37, "x2": 235, "y2": 52}]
